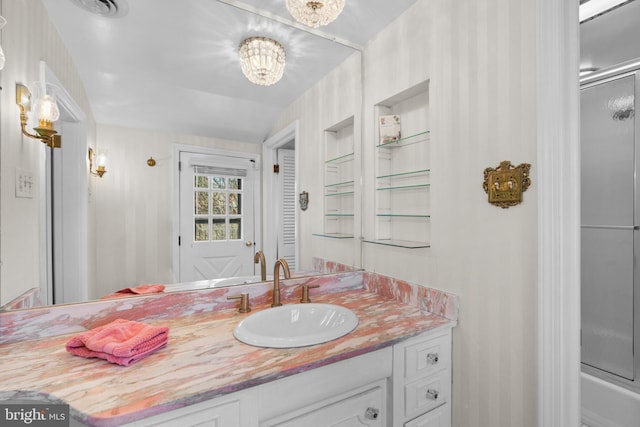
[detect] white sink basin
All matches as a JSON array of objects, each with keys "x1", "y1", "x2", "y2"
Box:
[{"x1": 233, "y1": 303, "x2": 359, "y2": 348}]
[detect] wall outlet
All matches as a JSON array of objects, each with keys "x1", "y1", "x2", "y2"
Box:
[{"x1": 16, "y1": 168, "x2": 34, "y2": 198}]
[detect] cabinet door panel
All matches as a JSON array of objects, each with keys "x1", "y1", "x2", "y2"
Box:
[{"x1": 126, "y1": 399, "x2": 241, "y2": 427}]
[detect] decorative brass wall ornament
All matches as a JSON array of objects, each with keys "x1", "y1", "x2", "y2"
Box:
[{"x1": 483, "y1": 160, "x2": 531, "y2": 208}]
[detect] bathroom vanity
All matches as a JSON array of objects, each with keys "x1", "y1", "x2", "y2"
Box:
[
  {"x1": 0, "y1": 271, "x2": 457, "y2": 427},
  {"x1": 129, "y1": 329, "x2": 451, "y2": 427}
]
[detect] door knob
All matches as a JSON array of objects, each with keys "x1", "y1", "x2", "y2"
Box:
[
  {"x1": 245, "y1": 240, "x2": 253, "y2": 247},
  {"x1": 426, "y1": 389, "x2": 439, "y2": 400},
  {"x1": 364, "y1": 407, "x2": 379, "y2": 420}
]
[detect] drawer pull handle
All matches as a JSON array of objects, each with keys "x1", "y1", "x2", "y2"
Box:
[
  {"x1": 426, "y1": 389, "x2": 439, "y2": 401},
  {"x1": 426, "y1": 352, "x2": 439, "y2": 364},
  {"x1": 364, "y1": 407, "x2": 379, "y2": 420}
]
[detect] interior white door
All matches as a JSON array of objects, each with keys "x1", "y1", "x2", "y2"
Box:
[
  {"x1": 51, "y1": 120, "x2": 89, "y2": 304},
  {"x1": 179, "y1": 152, "x2": 256, "y2": 282},
  {"x1": 277, "y1": 149, "x2": 296, "y2": 270}
]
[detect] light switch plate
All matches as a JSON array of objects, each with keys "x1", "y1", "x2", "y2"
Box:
[{"x1": 16, "y1": 168, "x2": 34, "y2": 198}]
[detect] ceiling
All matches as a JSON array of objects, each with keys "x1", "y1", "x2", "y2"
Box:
[
  {"x1": 40, "y1": 0, "x2": 419, "y2": 143},
  {"x1": 581, "y1": 0, "x2": 640, "y2": 73}
]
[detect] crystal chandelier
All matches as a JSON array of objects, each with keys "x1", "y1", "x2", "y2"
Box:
[
  {"x1": 286, "y1": 0, "x2": 345, "y2": 28},
  {"x1": 238, "y1": 37, "x2": 286, "y2": 86}
]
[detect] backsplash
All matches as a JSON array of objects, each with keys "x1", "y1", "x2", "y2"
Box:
[
  {"x1": 363, "y1": 272, "x2": 458, "y2": 322},
  {"x1": 0, "y1": 262, "x2": 458, "y2": 345},
  {"x1": 312, "y1": 257, "x2": 458, "y2": 322},
  {"x1": 0, "y1": 272, "x2": 363, "y2": 345},
  {"x1": 311, "y1": 257, "x2": 360, "y2": 273},
  {"x1": 0, "y1": 287, "x2": 42, "y2": 311}
]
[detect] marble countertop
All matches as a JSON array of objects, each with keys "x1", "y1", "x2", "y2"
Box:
[{"x1": 0, "y1": 275, "x2": 457, "y2": 426}]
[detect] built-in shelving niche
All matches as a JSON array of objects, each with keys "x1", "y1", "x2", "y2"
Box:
[
  {"x1": 314, "y1": 116, "x2": 356, "y2": 239},
  {"x1": 365, "y1": 80, "x2": 431, "y2": 249}
]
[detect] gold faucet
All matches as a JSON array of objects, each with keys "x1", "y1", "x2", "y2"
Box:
[
  {"x1": 254, "y1": 251, "x2": 266, "y2": 281},
  {"x1": 271, "y1": 258, "x2": 291, "y2": 307}
]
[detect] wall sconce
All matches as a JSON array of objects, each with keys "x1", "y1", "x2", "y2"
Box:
[
  {"x1": 15, "y1": 82, "x2": 62, "y2": 148},
  {"x1": 0, "y1": 15, "x2": 7, "y2": 70},
  {"x1": 88, "y1": 147, "x2": 107, "y2": 178}
]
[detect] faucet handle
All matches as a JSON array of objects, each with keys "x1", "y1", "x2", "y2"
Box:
[
  {"x1": 227, "y1": 292, "x2": 251, "y2": 313},
  {"x1": 300, "y1": 284, "x2": 320, "y2": 304}
]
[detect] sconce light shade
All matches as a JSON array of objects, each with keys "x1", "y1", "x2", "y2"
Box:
[
  {"x1": 89, "y1": 147, "x2": 107, "y2": 178},
  {"x1": 238, "y1": 37, "x2": 286, "y2": 86},
  {"x1": 285, "y1": 0, "x2": 345, "y2": 28},
  {"x1": 32, "y1": 82, "x2": 61, "y2": 129},
  {"x1": 15, "y1": 82, "x2": 62, "y2": 148},
  {"x1": 0, "y1": 15, "x2": 6, "y2": 70}
]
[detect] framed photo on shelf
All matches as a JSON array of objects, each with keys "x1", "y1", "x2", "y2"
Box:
[{"x1": 379, "y1": 115, "x2": 401, "y2": 144}]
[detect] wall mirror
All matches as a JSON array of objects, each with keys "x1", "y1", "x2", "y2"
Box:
[{"x1": 0, "y1": 0, "x2": 419, "y2": 310}]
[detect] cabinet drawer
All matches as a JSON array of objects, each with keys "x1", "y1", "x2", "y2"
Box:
[
  {"x1": 404, "y1": 371, "x2": 448, "y2": 419},
  {"x1": 403, "y1": 333, "x2": 450, "y2": 379},
  {"x1": 404, "y1": 403, "x2": 449, "y2": 427},
  {"x1": 262, "y1": 380, "x2": 386, "y2": 427}
]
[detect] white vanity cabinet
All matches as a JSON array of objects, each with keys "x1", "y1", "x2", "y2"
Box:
[{"x1": 121, "y1": 328, "x2": 452, "y2": 427}]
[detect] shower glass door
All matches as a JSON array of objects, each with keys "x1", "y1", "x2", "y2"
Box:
[{"x1": 581, "y1": 73, "x2": 636, "y2": 381}]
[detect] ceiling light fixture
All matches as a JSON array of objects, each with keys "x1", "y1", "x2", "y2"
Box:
[
  {"x1": 579, "y1": 0, "x2": 633, "y2": 22},
  {"x1": 285, "y1": 0, "x2": 345, "y2": 28},
  {"x1": 238, "y1": 37, "x2": 286, "y2": 86},
  {"x1": 69, "y1": 0, "x2": 129, "y2": 18}
]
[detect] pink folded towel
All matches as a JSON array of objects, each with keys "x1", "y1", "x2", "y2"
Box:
[
  {"x1": 66, "y1": 319, "x2": 169, "y2": 366},
  {"x1": 100, "y1": 284, "x2": 165, "y2": 299}
]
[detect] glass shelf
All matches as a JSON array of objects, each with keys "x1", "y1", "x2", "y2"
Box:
[
  {"x1": 325, "y1": 191, "x2": 355, "y2": 197},
  {"x1": 325, "y1": 180, "x2": 355, "y2": 188},
  {"x1": 376, "y1": 169, "x2": 430, "y2": 180},
  {"x1": 363, "y1": 238, "x2": 431, "y2": 249},
  {"x1": 325, "y1": 213, "x2": 354, "y2": 217},
  {"x1": 325, "y1": 152, "x2": 355, "y2": 164},
  {"x1": 376, "y1": 184, "x2": 430, "y2": 191},
  {"x1": 376, "y1": 213, "x2": 431, "y2": 218},
  {"x1": 376, "y1": 131, "x2": 430, "y2": 148},
  {"x1": 312, "y1": 233, "x2": 354, "y2": 239}
]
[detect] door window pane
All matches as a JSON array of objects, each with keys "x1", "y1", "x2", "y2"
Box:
[
  {"x1": 212, "y1": 193, "x2": 226, "y2": 215},
  {"x1": 229, "y1": 218, "x2": 241, "y2": 240},
  {"x1": 212, "y1": 176, "x2": 226, "y2": 189},
  {"x1": 229, "y1": 178, "x2": 242, "y2": 190},
  {"x1": 212, "y1": 218, "x2": 226, "y2": 240},
  {"x1": 229, "y1": 193, "x2": 241, "y2": 215},
  {"x1": 195, "y1": 192, "x2": 209, "y2": 215},
  {"x1": 195, "y1": 176, "x2": 208, "y2": 188},
  {"x1": 194, "y1": 219, "x2": 209, "y2": 241}
]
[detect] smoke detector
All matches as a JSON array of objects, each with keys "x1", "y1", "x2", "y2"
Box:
[{"x1": 69, "y1": 0, "x2": 129, "y2": 18}]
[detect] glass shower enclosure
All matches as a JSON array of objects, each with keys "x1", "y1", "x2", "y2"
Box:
[{"x1": 581, "y1": 66, "x2": 639, "y2": 390}]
